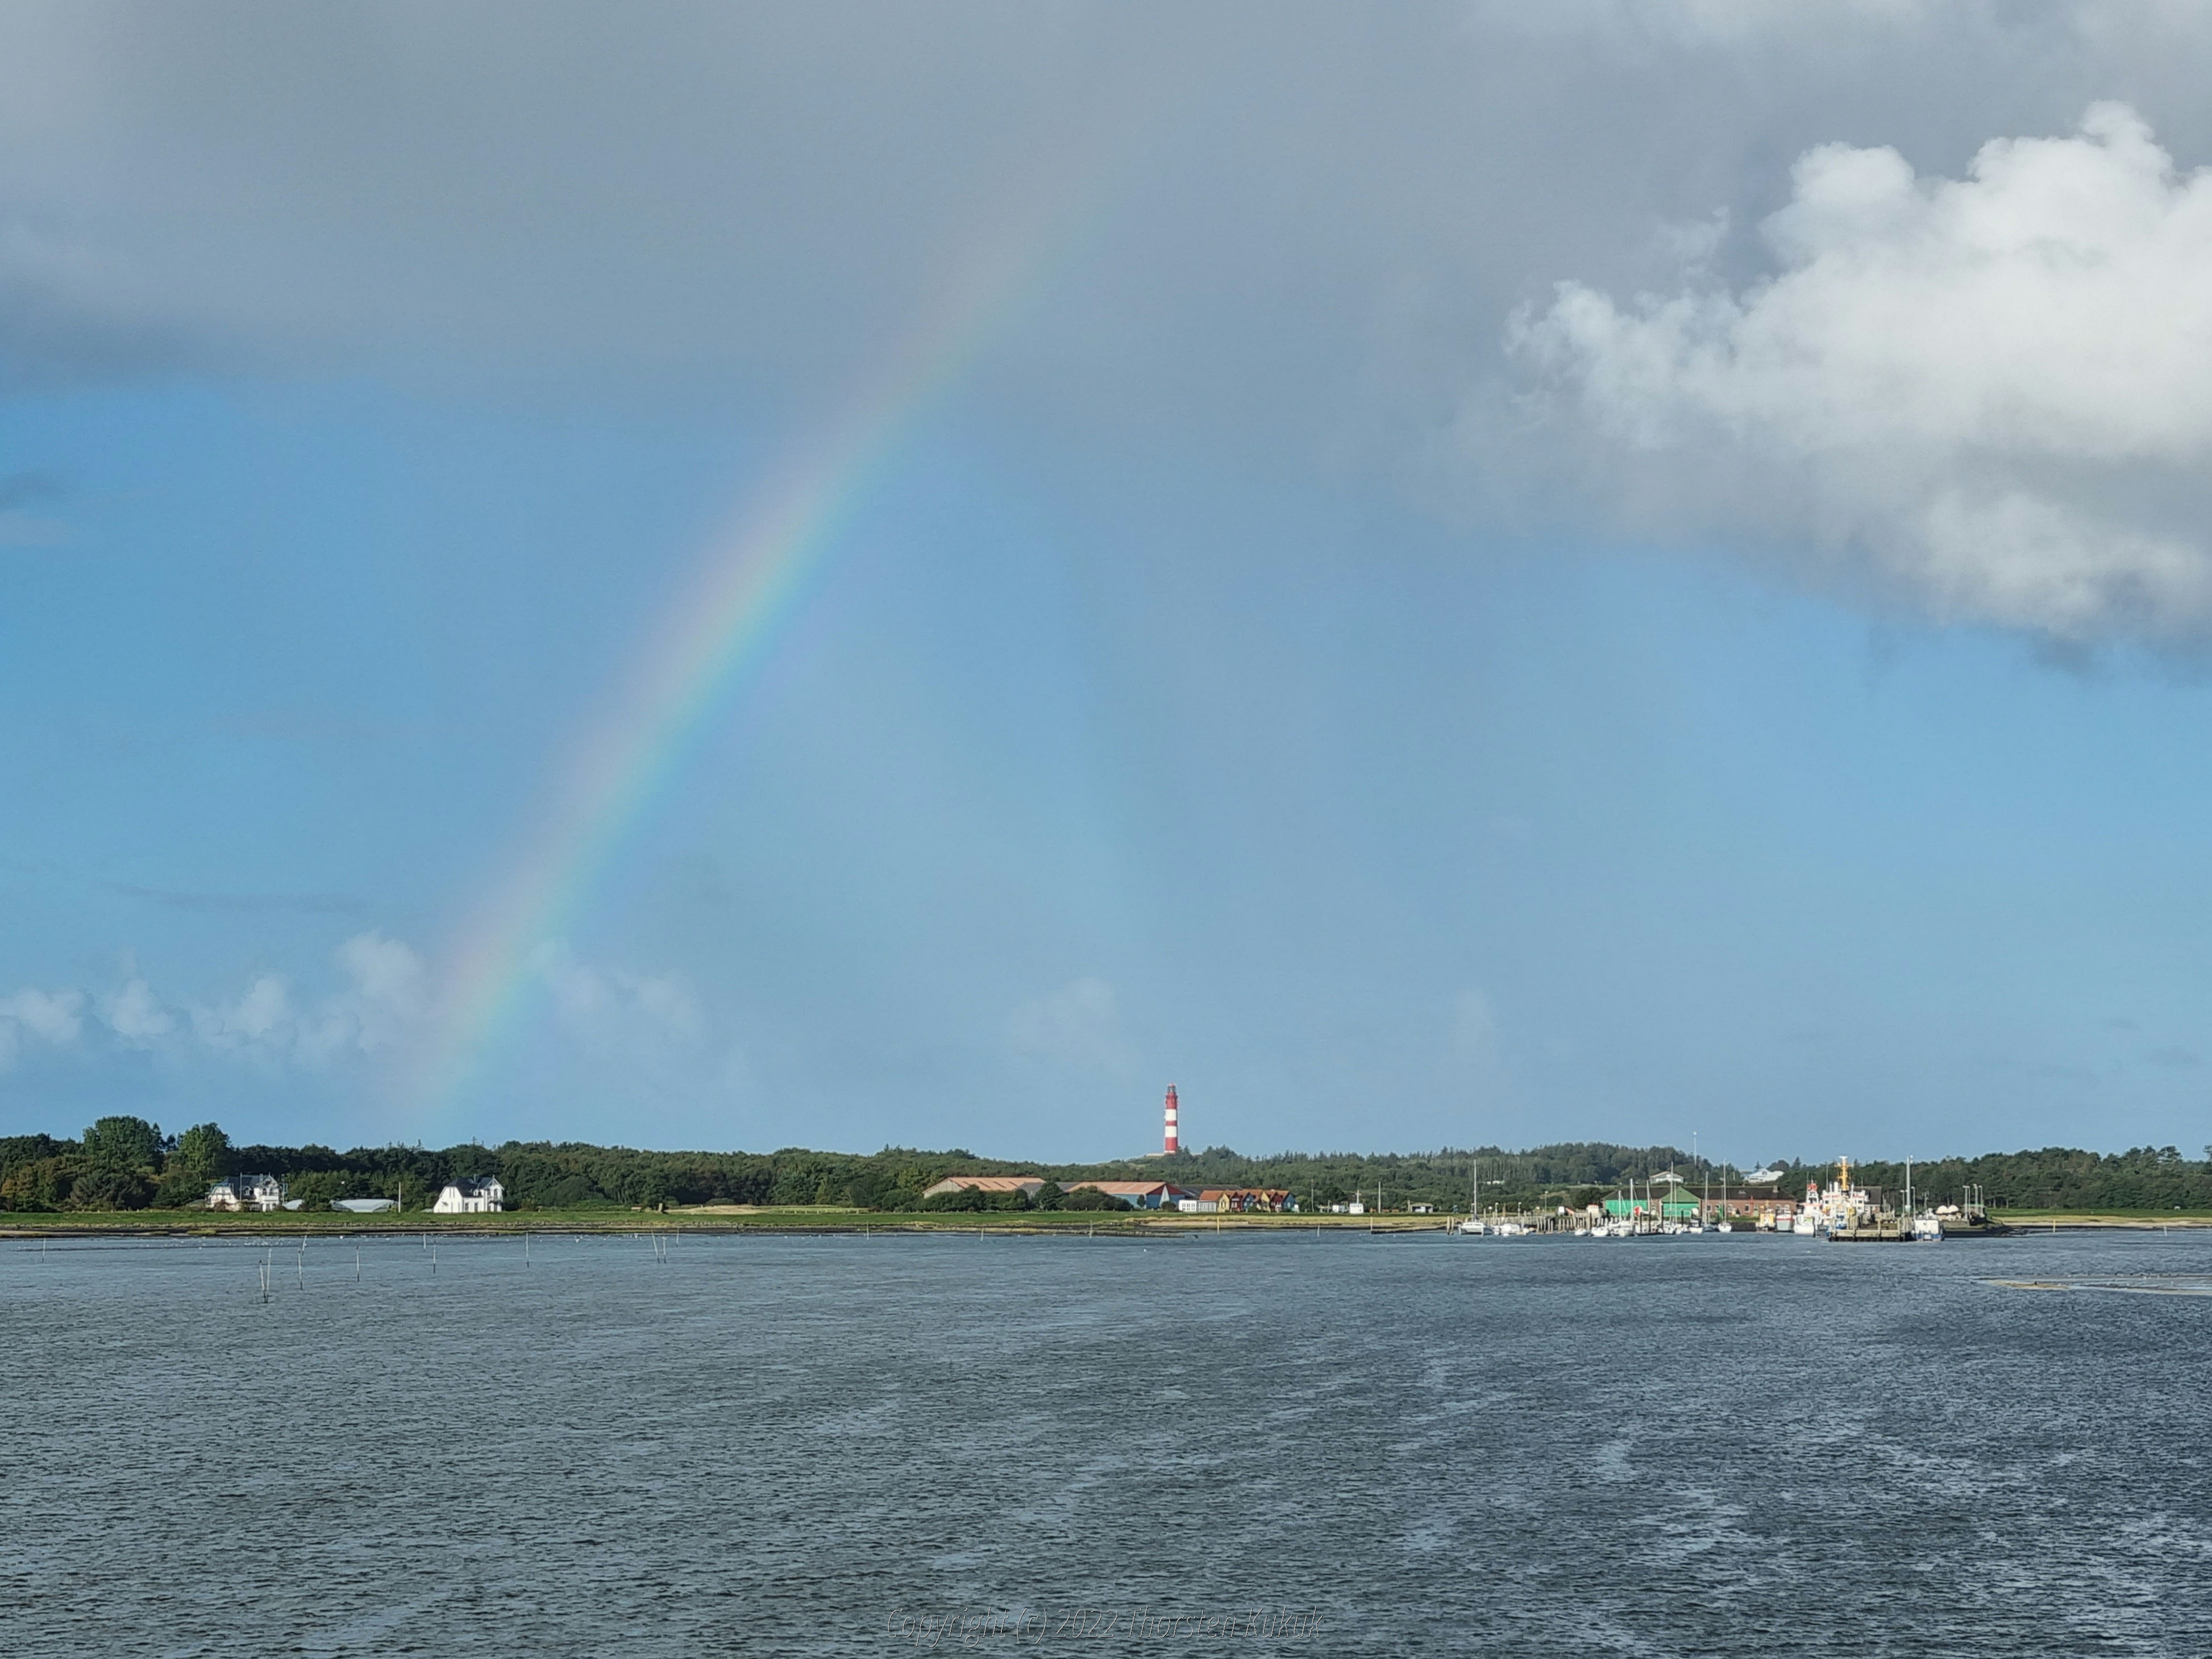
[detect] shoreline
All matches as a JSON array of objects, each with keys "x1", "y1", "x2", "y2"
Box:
[
  {"x1": 0, "y1": 1210, "x2": 1440, "y2": 1240},
  {"x1": 7, "y1": 1208, "x2": 2212, "y2": 1240}
]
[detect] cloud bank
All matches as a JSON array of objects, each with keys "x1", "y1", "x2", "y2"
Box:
[
  {"x1": 0, "y1": 931, "x2": 701, "y2": 1089},
  {"x1": 1509, "y1": 104, "x2": 2212, "y2": 639},
  {"x1": 3, "y1": 9, "x2": 2212, "y2": 642}
]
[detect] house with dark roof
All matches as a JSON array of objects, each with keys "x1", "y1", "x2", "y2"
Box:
[
  {"x1": 206, "y1": 1174, "x2": 285, "y2": 1212},
  {"x1": 431, "y1": 1177, "x2": 505, "y2": 1214}
]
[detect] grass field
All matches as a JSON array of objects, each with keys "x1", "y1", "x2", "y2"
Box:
[
  {"x1": 0, "y1": 1205, "x2": 1443, "y2": 1237},
  {"x1": 1989, "y1": 1209, "x2": 2212, "y2": 1228}
]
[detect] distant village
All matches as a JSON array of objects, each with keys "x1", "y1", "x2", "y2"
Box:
[
  {"x1": 9, "y1": 1089, "x2": 2167, "y2": 1221},
  {"x1": 205, "y1": 1175, "x2": 505, "y2": 1215},
  {"x1": 921, "y1": 1175, "x2": 1295, "y2": 1212}
]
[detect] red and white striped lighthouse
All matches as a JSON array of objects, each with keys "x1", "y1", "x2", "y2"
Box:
[{"x1": 1163, "y1": 1085, "x2": 1180, "y2": 1155}]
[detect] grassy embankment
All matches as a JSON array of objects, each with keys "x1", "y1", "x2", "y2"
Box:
[
  {"x1": 1989, "y1": 1209, "x2": 2212, "y2": 1229},
  {"x1": 16, "y1": 1206, "x2": 2212, "y2": 1237},
  {"x1": 0, "y1": 1206, "x2": 1441, "y2": 1237}
]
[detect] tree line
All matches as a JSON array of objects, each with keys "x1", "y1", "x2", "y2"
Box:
[{"x1": 3, "y1": 1117, "x2": 2209, "y2": 1213}]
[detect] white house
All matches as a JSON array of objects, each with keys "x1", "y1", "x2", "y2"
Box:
[
  {"x1": 431, "y1": 1177, "x2": 504, "y2": 1214},
  {"x1": 206, "y1": 1175, "x2": 286, "y2": 1212}
]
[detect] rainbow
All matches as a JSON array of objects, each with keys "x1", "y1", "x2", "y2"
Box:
[{"x1": 414, "y1": 198, "x2": 1092, "y2": 1127}]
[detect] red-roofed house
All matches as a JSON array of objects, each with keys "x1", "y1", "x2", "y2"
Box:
[{"x1": 1192, "y1": 1187, "x2": 1293, "y2": 1213}]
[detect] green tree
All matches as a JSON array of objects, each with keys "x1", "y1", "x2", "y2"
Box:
[
  {"x1": 174, "y1": 1122, "x2": 233, "y2": 1178},
  {"x1": 0, "y1": 1157, "x2": 78, "y2": 1211},
  {"x1": 1058, "y1": 1187, "x2": 1129, "y2": 1212},
  {"x1": 151, "y1": 1170, "x2": 210, "y2": 1208},
  {"x1": 82, "y1": 1116, "x2": 162, "y2": 1171},
  {"x1": 66, "y1": 1169, "x2": 152, "y2": 1210}
]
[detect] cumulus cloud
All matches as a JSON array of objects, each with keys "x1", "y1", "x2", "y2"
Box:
[
  {"x1": 189, "y1": 972, "x2": 293, "y2": 1057},
  {"x1": 0, "y1": 985, "x2": 84, "y2": 1069},
  {"x1": 1006, "y1": 976, "x2": 1137, "y2": 1076},
  {"x1": 106, "y1": 975, "x2": 172, "y2": 1042},
  {"x1": 317, "y1": 930, "x2": 431, "y2": 1055},
  {"x1": 1507, "y1": 103, "x2": 2212, "y2": 639},
  {"x1": 12, "y1": 930, "x2": 711, "y2": 1083},
  {"x1": 2, "y1": 985, "x2": 84, "y2": 1045},
  {"x1": 529, "y1": 939, "x2": 702, "y2": 1058},
  {"x1": 180, "y1": 932, "x2": 434, "y2": 1066}
]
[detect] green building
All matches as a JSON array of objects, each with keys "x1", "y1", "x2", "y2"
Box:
[{"x1": 1603, "y1": 1193, "x2": 1702, "y2": 1220}]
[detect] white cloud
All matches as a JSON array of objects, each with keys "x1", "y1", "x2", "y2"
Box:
[
  {"x1": 1507, "y1": 103, "x2": 2212, "y2": 638},
  {"x1": 106, "y1": 975, "x2": 173, "y2": 1042},
  {"x1": 2, "y1": 985, "x2": 84, "y2": 1045},
  {"x1": 1006, "y1": 976, "x2": 1137, "y2": 1076},
  {"x1": 0, "y1": 984, "x2": 84, "y2": 1069},
  {"x1": 190, "y1": 973, "x2": 294, "y2": 1057},
  {"x1": 182, "y1": 932, "x2": 435, "y2": 1066},
  {"x1": 299, "y1": 929, "x2": 431, "y2": 1058},
  {"x1": 529, "y1": 939, "x2": 702, "y2": 1058}
]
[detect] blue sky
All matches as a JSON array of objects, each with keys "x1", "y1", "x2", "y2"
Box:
[{"x1": 5, "y1": 3, "x2": 2212, "y2": 1165}]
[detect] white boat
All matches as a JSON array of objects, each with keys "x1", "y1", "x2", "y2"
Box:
[{"x1": 1460, "y1": 1154, "x2": 1484, "y2": 1234}]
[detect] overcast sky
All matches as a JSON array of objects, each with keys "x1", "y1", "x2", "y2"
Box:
[{"x1": 8, "y1": 1, "x2": 2212, "y2": 1163}]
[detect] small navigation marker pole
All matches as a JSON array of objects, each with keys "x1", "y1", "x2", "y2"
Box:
[
  {"x1": 355, "y1": 1247, "x2": 362, "y2": 1283},
  {"x1": 525, "y1": 1234, "x2": 531, "y2": 1269}
]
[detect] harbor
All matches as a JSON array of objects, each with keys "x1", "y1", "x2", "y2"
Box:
[{"x1": 1449, "y1": 1157, "x2": 1978, "y2": 1242}]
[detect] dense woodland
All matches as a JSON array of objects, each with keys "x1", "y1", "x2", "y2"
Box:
[{"x1": 4, "y1": 1117, "x2": 2212, "y2": 1213}]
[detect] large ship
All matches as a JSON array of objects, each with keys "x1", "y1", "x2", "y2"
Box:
[{"x1": 1793, "y1": 1158, "x2": 1876, "y2": 1236}]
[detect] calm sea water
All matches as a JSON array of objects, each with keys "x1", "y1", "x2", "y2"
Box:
[{"x1": 6, "y1": 1226, "x2": 2209, "y2": 1655}]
